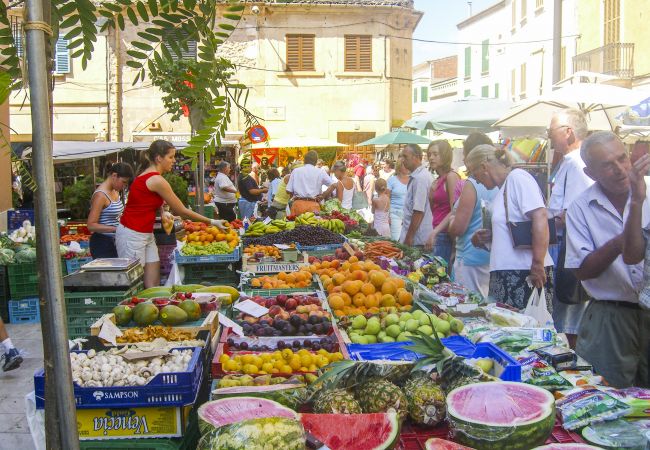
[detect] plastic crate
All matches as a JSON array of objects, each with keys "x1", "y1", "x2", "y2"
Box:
[
  {"x1": 8, "y1": 297, "x2": 40, "y2": 323},
  {"x1": 174, "y1": 245, "x2": 241, "y2": 264},
  {"x1": 0, "y1": 265, "x2": 9, "y2": 322},
  {"x1": 7, "y1": 209, "x2": 34, "y2": 232},
  {"x1": 182, "y1": 262, "x2": 240, "y2": 286},
  {"x1": 65, "y1": 284, "x2": 144, "y2": 316},
  {"x1": 34, "y1": 347, "x2": 203, "y2": 409},
  {"x1": 65, "y1": 257, "x2": 93, "y2": 274},
  {"x1": 67, "y1": 316, "x2": 98, "y2": 340},
  {"x1": 8, "y1": 260, "x2": 66, "y2": 300},
  {"x1": 296, "y1": 238, "x2": 346, "y2": 252}
]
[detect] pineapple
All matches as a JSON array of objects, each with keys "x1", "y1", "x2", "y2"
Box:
[
  {"x1": 313, "y1": 388, "x2": 362, "y2": 414},
  {"x1": 403, "y1": 373, "x2": 446, "y2": 426},
  {"x1": 356, "y1": 379, "x2": 409, "y2": 420}
]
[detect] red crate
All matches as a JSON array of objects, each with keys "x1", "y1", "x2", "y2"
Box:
[{"x1": 395, "y1": 419, "x2": 584, "y2": 450}]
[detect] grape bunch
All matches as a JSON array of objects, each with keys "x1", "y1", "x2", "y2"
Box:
[{"x1": 181, "y1": 241, "x2": 232, "y2": 256}]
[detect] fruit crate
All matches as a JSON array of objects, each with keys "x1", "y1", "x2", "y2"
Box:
[
  {"x1": 8, "y1": 297, "x2": 40, "y2": 324},
  {"x1": 65, "y1": 257, "x2": 93, "y2": 274},
  {"x1": 7, "y1": 260, "x2": 67, "y2": 300},
  {"x1": 67, "y1": 316, "x2": 99, "y2": 340},
  {"x1": 240, "y1": 275, "x2": 323, "y2": 297},
  {"x1": 0, "y1": 265, "x2": 9, "y2": 322},
  {"x1": 395, "y1": 420, "x2": 585, "y2": 449},
  {"x1": 65, "y1": 283, "x2": 144, "y2": 316},
  {"x1": 182, "y1": 262, "x2": 240, "y2": 286},
  {"x1": 175, "y1": 245, "x2": 241, "y2": 264},
  {"x1": 34, "y1": 347, "x2": 204, "y2": 409}
]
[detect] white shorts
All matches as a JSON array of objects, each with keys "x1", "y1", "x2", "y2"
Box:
[
  {"x1": 453, "y1": 259, "x2": 490, "y2": 300},
  {"x1": 115, "y1": 224, "x2": 160, "y2": 266}
]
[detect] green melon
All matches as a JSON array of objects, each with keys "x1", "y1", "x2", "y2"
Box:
[
  {"x1": 447, "y1": 381, "x2": 556, "y2": 450},
  {"x1": 136, "y1": 286, "x2": 172, "y2": 298}
]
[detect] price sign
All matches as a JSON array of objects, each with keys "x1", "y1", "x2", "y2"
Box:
[
  {"x1": 218, "y1": 313, "x2": 244, "y2": 336},
  {"x1": 234, "y1": 300, "x2": 269, "y2": 318}
]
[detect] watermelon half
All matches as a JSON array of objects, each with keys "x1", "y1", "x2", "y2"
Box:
[
  {"x1": 425, "y1": 438, "x2": 475, "y2": 449},
  {"x1": 532, "y1": 446, "x2": 603, "y2": 450},
  {"x1": 300, "y1": 412, "x2": 400, "y2": 450},
  {"x1": 197, "y1": 397, "x2": 298, "y2": 435},
  {"x1": 447, "y1": 382, "x2": 556, "y2": 450}
]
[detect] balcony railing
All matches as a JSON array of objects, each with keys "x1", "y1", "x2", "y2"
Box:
[{"x1": 573, "y1": 42, "x2": 634, "y2": 79}]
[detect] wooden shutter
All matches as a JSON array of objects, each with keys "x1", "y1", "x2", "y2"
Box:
[
  {"x1": 54, "y1": 38, "x2": 70, "y2": 74},
  {"x1": 344, "y1": 35, "x2": 372, "y2": 71},
  {"x1": 286, "y1": 34, "x2": 315, "y2": 71}
]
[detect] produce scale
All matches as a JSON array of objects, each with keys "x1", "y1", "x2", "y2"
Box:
[{"x1": 5, "y1": 205, "x2": 647, "y2": 450}]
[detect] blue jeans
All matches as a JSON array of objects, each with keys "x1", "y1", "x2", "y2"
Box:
[
  {"x1": 432, "y1": 232, "x2": 452, "y2": 265},
  {"x1": 390, "y1": 211, "x2": 402, "y2": 242},
  {"x1": 238, "y1": 199, "x2": 256, "y2": 219}
]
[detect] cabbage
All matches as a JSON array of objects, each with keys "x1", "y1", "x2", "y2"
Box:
[
  {"x1": 15, "y1": 247, "x2": 37, "y2": 263},
  {"x1": 60, "y1": 245, "x2": 69, "y2": 256},
  {"x1": 0, "y1": 248, "x2": 15, "y2": 265}
]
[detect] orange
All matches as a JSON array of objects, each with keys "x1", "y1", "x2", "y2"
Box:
[
  {"x1": 380, "y1": 294, "x2": 396, "y2": 307},
  {"x1": 369, "y1": 271, "x2": 386, "y2": 288},
  {"x1": 263, "y1": 282, "x2": 273, "y2": 289},
  {"x1": 381, "y1": 280, "x2": 397, "y2": 295},
  {"x1": 361, "y1": 282, "x2": 376, "y2": 296},
  {"x1": 367, "y1": 306, "x2": 380, "y2": 314},
  {"x1": 330, "y1": 259, "x2": 340, "y2": 269},
  {"x1": 341, "y1": 261, "x2": 351, "y2": 271},
  {"x1": 341, "y1": 293, "x2": 352, "y2": 306},
  {"x1": 332, "y1": 273, "x2": 346, "y2": 286},
  {"x1": 363, "y1": 294, "x2": 378, "y2": 308},
  {"x1": 334, "y1": 309, "x2": 344, "y2": 317},
  {"x1": 329, "y1": 295, "x2": 345, "y2": 310},
  {"x1": 351, "y1": 270, "x2": 368, "y2": 282},
  {"x1": 251, "y1": 278, "x2": 262, "y2": 287},
  {"x1": 352, "y1": 293, "x2": 366, "y2": 307},
  {"x1": 396, "y1": 288, "x2": 413, "y2": 306},
  {"x1": 278, "y1": 272, "x2": 288, "y2": 281},
  {"x1": 286, "y1": 274, "x2": 296, "y2": 284},
  {"x1": 349, "y1": 255, "x2": 359, "y2": 263},
  {"x1": 342, "y1": 280, "x2": 361, "y2": 296},
  {"x1": 394, "y1": 278, "x2": 406, "y2": 289}
]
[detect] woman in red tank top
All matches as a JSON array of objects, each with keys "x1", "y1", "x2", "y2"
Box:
[{"x1": 116, "y1": 140, "x2": 226, "y2": 288}]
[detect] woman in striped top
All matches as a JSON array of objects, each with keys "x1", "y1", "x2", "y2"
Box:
[{"x1": 87, "y1": 162, "x2": 134, "y2": 258}]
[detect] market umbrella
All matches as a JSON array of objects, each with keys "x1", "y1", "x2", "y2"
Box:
[
  {"x1": 356, "y1": 130, "x2": 431, "y2": 146},
  {"x1": 250, "y1": 137, "x2": 346, "y2": 149},
  {"x1": 405, "y1": 98, "x2": 513, "y2": 134},
  {"x1": 493, "y1": 83, "x2": 648, "y2": 130}
]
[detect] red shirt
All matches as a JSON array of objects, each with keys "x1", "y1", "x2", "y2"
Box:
[{"x1": 120, "y1": 172, "x2": 164, "y2": 233}]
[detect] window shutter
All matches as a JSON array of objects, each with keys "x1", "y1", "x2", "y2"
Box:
[
  {"x1": 481, "y1": 39, "x2": 489, "y2": 74},
  {"x1": 413, "y1": 88, "x2": 417, "y2": 103},
  {"x1": 420, "y1": 86, "x2": 428, "y2": 102},
  {"x1": 494, "y1": 83, "x2": 500, "y2": 98},
  {"x1": 344, "y1": 35, "x2": 372, "y2": 71},
  {"x1": 464, "y1": 47, "x2": 471, "y2": 78},
  {"x1": 286, "y1": 35, "x2": 315, "y2": 71},
  {"x1": 163, "y1": 30, "x2": 197, "y2": 61},
  {"x1": 54, "y1": 38, "x2": 70, "y2": 74},
  {"x1": 481, "y1": 85, "x2": 489, "y2": 98},
  {"x1": 521, "y1": 0, "x2": 527, "y2": 19},
  {"x1": 520, "y1": 63, "x2": 527, "y2": 97}
]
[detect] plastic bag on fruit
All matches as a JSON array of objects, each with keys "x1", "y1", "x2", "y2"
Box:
[
  {"x1": 523, "y1": 287, "x2": 554, "y2": 328},
  {"x1": 197, "y1": 417, "x2": 305, "y2": 450}
]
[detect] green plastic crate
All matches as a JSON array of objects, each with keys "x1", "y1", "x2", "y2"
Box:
[
  {"x1": 182, "y1": 262, "x2": 240, "y2": 286},
  {"x1": 66, "y1": 316, "x2": 97, "y2": 340},
  {"x1": 8, "y1": 260, "x2": 67, "y2": 300},
  {"x1": 0, "y1": 266, "x2": 9, "y2": 322}
]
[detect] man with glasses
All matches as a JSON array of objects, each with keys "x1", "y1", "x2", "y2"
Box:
[{"x1": 547, "y1": 109, "x2": 594, "y2": 348}]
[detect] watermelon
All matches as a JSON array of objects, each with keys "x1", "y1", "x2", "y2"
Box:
[
  {"x1": 212, "y1": 384, "x2": 309, "y2": 410},
  {"x1": 300, "y1": 412, "x2": 400, "y2": 450},
  {"x1": 136, "y1": 286, "x2": 172, "y2": 298},
  {"x1": 447, "y1": 382, "x2": 556, "y2": 450},
  {"x1": 197, "y1": 397, "x2": 298, "y2": 435},
  {"x1": 532, "y1": 446, "x2": 603, "y2": 450},
  {"x1": 425, "y1": 438, "x2": 475, "y2": 450},
  {"x1": 197, "y1": 417, "x2": 305, "y2": 450}
]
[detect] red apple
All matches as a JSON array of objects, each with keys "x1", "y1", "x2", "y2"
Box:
[
  {"x1": 276, "y1": 294, "x2": 288, "y2": 306},
  {"x1": 268, "y1": 305, "x2": 283, "y2": 317},
  {"x1": 285, "y1": 299, "x2": 298, "y2": 310}
]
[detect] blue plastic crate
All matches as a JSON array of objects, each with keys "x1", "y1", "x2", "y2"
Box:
[
  {"x1": 65, "y1": 257, "x2": 93, "y2": 274},
  {"x1": 7, "y1": 209, "x2": 35, "y2": 232},
  {"x1": 296, "y1": 237, "x2": 346, "y2": 252},
  {"x1": 8, "y1": 297, "x2": 40, "y2": 324},
  {"x1": 34, "y1": 347, "x2": 204, "y2": 409},
  {"x1": 174, "y1": 245, "x2": 240, "y2": 264}
]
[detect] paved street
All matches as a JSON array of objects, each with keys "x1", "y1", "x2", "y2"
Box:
[{"x1": 0, "y1": 323, "x2": 41, "y2": 450}]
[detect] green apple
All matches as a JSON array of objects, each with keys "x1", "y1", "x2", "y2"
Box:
[
  {"x1": 385, "y1": 324, "x2": 401, "y2": 338},
  {"x1": 405, "y1": 319, "x2": 420, "y2": 332},
  {"x1": 417, "y1": 325, "x2": 433, "y2": 335},
  {"x1": 351, "y1": 315, "x2": 367, "y2": 330},
  {"x1": 384, "y1": 313, "x2": 399, "y2": 326}
]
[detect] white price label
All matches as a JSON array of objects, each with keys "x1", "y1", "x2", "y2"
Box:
[
  {"x1": 234, "y1": 299, "x2": 269, "y2": 318},
  {"x1": 218, "y1": 313, "x2": 244, "y2": 336},
  {"x1": 263, "y1": 217, "x2": 272, "y2": 225},
  {"x1": 98, "y1": 318, "x2": 123, "y2": 346},
  {"x1": 273, "y1": 244, "x2": 291, "y2": 249},
  {"x1": 456, "y1": 303, "x2": 478, "y2": 313}
]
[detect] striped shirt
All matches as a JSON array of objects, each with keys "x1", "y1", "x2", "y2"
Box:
[{"x1": 94, "y1": 190, "x2": 124, "y2": 236}]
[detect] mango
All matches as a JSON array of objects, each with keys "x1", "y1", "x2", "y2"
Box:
[
  {"x1": 132, "y1": 302, "x2": 159, "y2": 326},
  {"x1": 178, "y1": 300, "x2": 202, "y2": 321},
  {"x1": 112, "y1": 305, "x2": 133, "y2": 326},
  {"x1": 159, "y1": 305, "x2": 188, "y2": 326}
]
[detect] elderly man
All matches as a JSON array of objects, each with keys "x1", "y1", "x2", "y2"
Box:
[
  {"x1": 566, "y1": 131, "x2": 650, "y2": 388},
  {"x1": 399, "y1": 144, "x2": 434, "y2": 247},
  {"x1": 547, "y1": 109, "x2": 594, "y2": 347},
  {"x1": 286, "y1": 150, "x2": 336, "y2": 215}
]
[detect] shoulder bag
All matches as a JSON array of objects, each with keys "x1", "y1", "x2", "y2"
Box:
[{"x1": 503, "y1": 178, "x2": 557, "y2": 249}]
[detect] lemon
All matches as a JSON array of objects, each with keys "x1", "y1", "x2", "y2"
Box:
[
  {"x1": 281, "y1": 364, "x2": 292, "y2": 373},
  {"x1": 262, "y1": 363, "x2": 274, "y2": 373},
  {"x1": 300, "y1": 366, "x2": 309, "y2": 372},
  {"x1": 219, "y1": 354, "x2": 230, "y2": 364},
  {"x1": 317, "y1": 349, "x2": 329, "y2": 356},
  {"x1": 289, "y1": 356, "x2": 302, "y2": 371},
  {"x1": 316, "y1": 355, "x2": 329, "y2": 368},
  {"x1": 297, "y1": 349, "x2": 310, "y2": 357},
  {"x1": 241, "y1": 354, "x2": 254, "y2": 365},
  {"x1": 270, "y1": 368, "x2": 280, "y2": 374},
  {"x1": 281, "y1": 349, "x2": 294, "y2": 360},
  {"x1": 272, "y1": 351, "x2": 282, "y2": 360},
  {"x1": 261, "y1": 353, "x2": 273, "y2": 363},
  {"x1": 224, "y1": 360, "x2": 241, "y2": 372},
  {"x1": 300, "y1": 354, "x2": 313, "y2": 367},
  {"x1": 308, "y1": 364, "x2": 318, "y2": 372},
  {"x1": 273, "y1": 360, "x2": 285, "y2": 370},
  {"x1": 243, "y1": 364, "x2": 258, "y2": 375},
  {"x1": 252, "y1": 356, "x2": 264, "y2": 368}
]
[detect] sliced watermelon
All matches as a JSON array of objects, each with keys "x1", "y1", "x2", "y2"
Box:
[
  {"x1": 300, "y1": 412, "x2": 400, "y2": 450},
  {"x1": 532, "y1": 446, "x2": 603, "y2": 450},
  {"x1": 212, "y1": 384, "x2": 309, "y2": 410},
  {"x1": 425, "y1": 438, "x2": 475, "y2": 449},
  {"x1": 197, "y1": 397, "x2": 298, "y2": 435},
  {"x1": 447, "y1": 382, "x2": 556, "y2": 450}
]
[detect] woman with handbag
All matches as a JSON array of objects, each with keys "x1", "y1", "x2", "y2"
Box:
[{"x1": 468, "y1": 145, "x2": 555, "y2": 311}]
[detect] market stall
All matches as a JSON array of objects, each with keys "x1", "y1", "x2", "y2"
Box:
[{"x1": 6, "y1": 199, "x2": 647, "y2": 450}]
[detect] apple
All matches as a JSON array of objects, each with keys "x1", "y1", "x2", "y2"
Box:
[
  {"x1": 276, "y1": 294, "x2": 288, "y2": 306},
  {"x1": 268, "y1": 305, "x2": 283, "y2": 317},
  {"x1": 285, "y1": 299, "x2": 298, "y2": 310}
]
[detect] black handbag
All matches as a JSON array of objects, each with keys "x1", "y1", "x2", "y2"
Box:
[{"x1": 503, "y1": 179, "x2": 558, "y2": 249}]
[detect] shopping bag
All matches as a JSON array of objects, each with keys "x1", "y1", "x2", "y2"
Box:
[
  {"x1": 351, "y1": 191, "x2": 368, "y2": 210},
  {"x1": 523, "y1": 287, "x2": 554, "y2": 328}
]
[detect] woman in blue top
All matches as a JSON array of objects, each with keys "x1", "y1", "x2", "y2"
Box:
[
  {"x1": 386, "y1": 160, "x2": 409, "y2": 241},
  {"x1": 448, "y1": 133, "x2": 496, "y2": 299},
  {"x1": 87, "y1": 162, "x2": 134, "y2": 259}
]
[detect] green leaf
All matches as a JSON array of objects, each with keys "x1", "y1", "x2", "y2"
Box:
[
  {"x1": 132, "y1": 41, "x2": 153, "y2": 51},
  {"x1": 136, "y1": 2, "x2": 149, "y2": 22},
  {"x1": 218, "y1": 23, "x2": 236, "y2": 31},
  {"x1": 227, "y1": 4, "x2": 246, "y2": 12},
  {"x1": 57, "y1": 2, "x2": 78, "y2": 16},
  {"x1": 145, "y1": 27, "x2": 166, "y2": 36},
  {"x1": 223, "y1": 14, "x2": 241, "y2": 21},
  {"x1": 147, "y1": 0, "x2": 159, "y2": 16},
  {"x1": 182, "y1": 0, "x2": 196, "y2": 9},
  {"x1": 63, "y1": 27, "x2": 83, "y2": 40},
  {"x1": 127, "y1": 49, "x2": 148, "y2": 59},
  {"x1": 116, "y1": 13, "x2": 125, "y2": 30},
  {"x1": 126, "y1": 7, "x2": 139, "y2": 25},
  {"x1": 126, "y1": 60, "x2": 143, "y2": 69},
  {"x1": 59, "y1": 14, "x2": 80, "y2": 28},
  {"x1": 137, "y1": 31, "x2": 158, "y2": 42},
  {"x1": 98, "y1": 10, "x2": 115, "y2": 19},
  {"x1": 102, "y1": 2, "x2": 123, "y2": 13},
  {"x1": 70, "y1": 49, "x2": 84, "y2": 58}
]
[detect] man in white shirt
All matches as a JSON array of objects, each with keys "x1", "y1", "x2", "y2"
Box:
[
  {"x1": 287, "y1": 150, "x2": 335, "y2": 215},
  {"x1": 547, "y1": 109, "x2": 594, "y2": 346},
  {"x1": 399, "y1": 144, "x2": 434, "y2": 247},
  {"x1": 566, "y1": 131, "x2": 650, "y2": 388}
]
